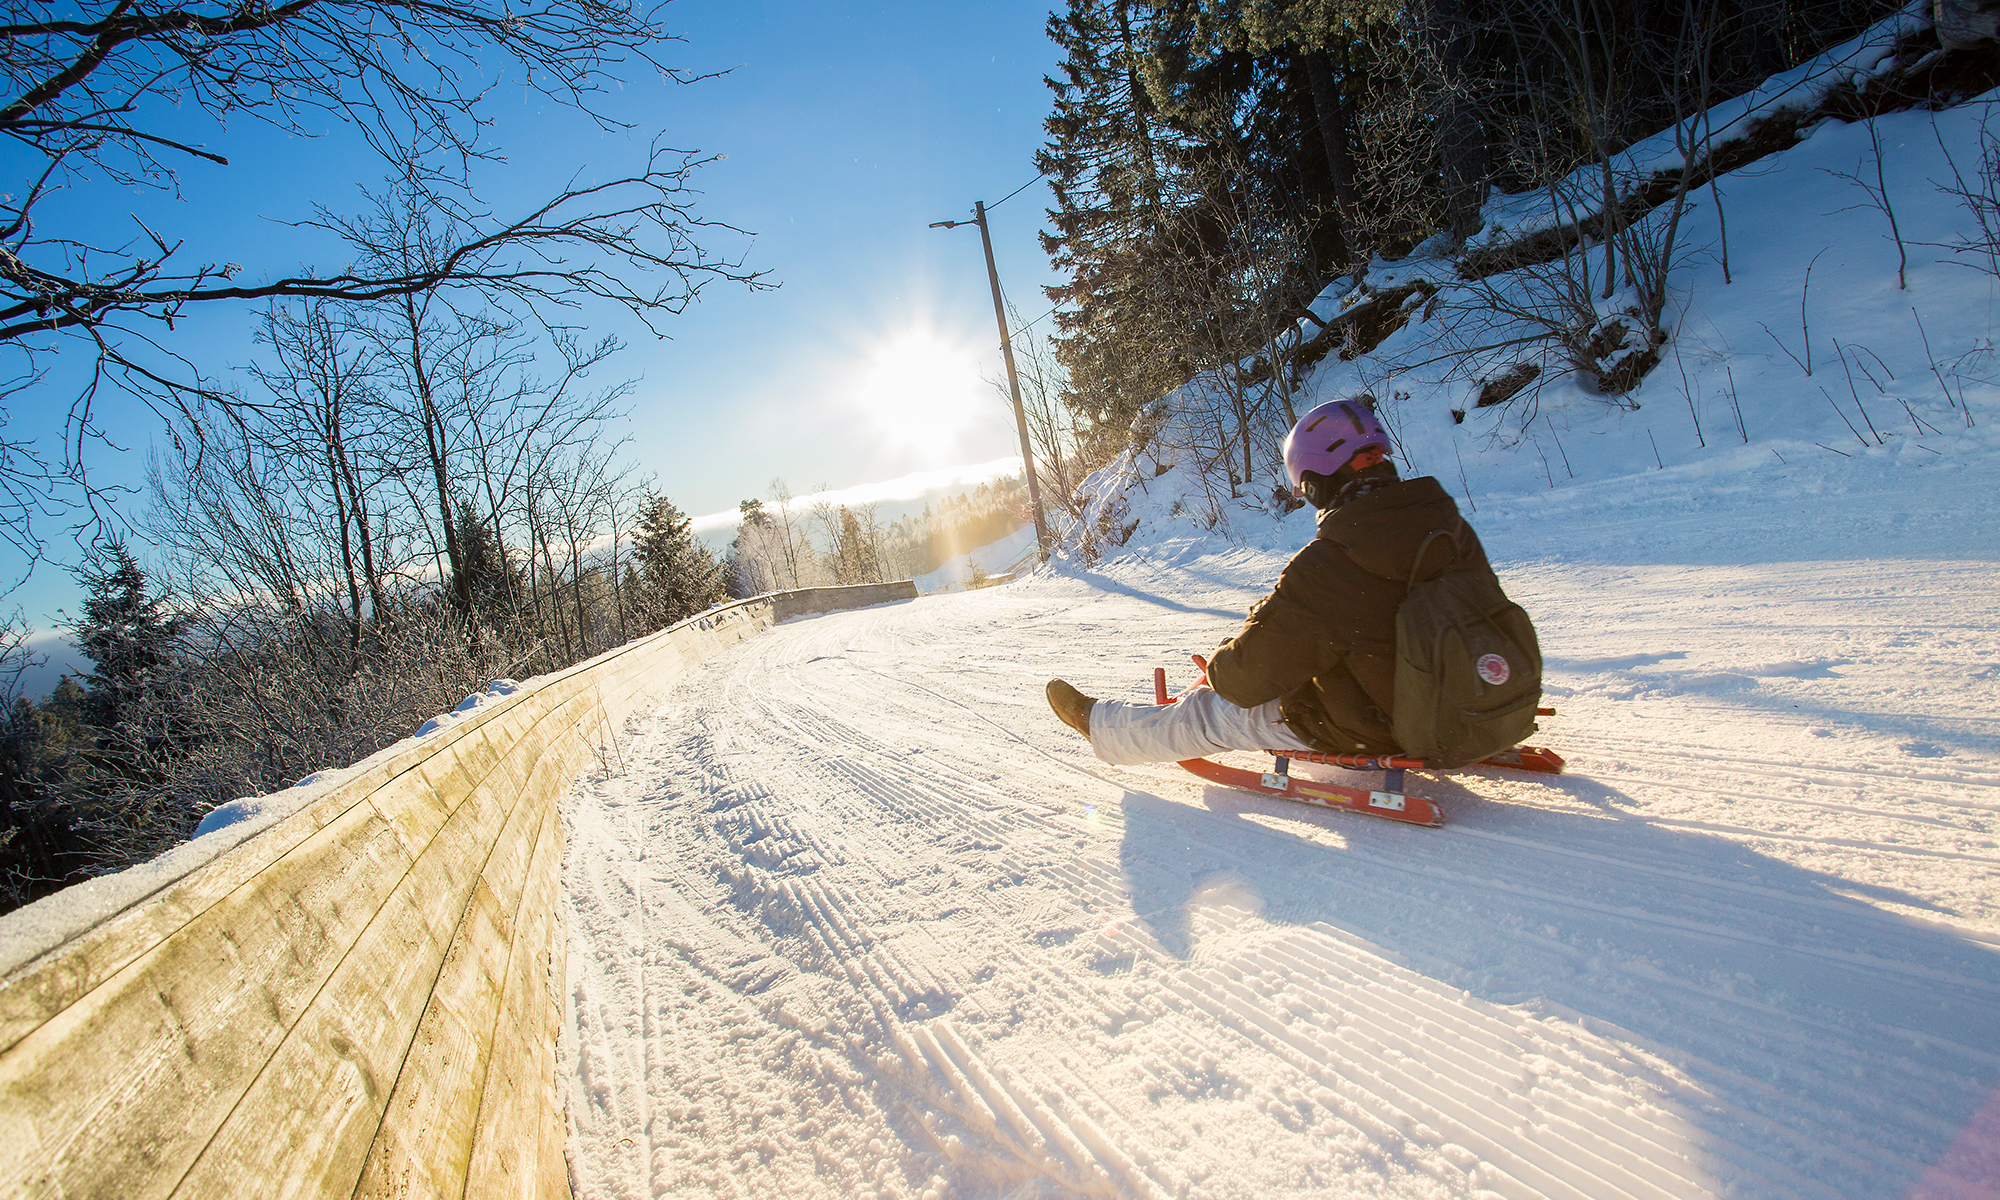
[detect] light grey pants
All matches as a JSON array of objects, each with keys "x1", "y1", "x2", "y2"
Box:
[{"x1": 1087, "y1": 685, "x2": 1315, "y2": 765}]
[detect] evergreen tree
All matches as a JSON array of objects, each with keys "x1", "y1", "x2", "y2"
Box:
[
  {"x1": 451, "y1": 499, "x2": 512, "y2": 620},
  {"x1": 834, "y1": 506, "x2": 876, "y2": 584},
  {"x1": 70, "y1": 542, "x2": 175, "y2": 736},
  {"x1": 1039, "y1": 0, "x2": 1187, "y2": 435},
  {"x1": 0, "y1": 690, "x2": 89, "y2": 909},
  {"x1": 726, "y1": 499, "x2": 780, "y2": 598},
  {"x1": 632, "y1": 494, "x2": 728, "y2": 629},
  {"x1": 21, "y1": 544, "x2": 203, "y2": 887}
]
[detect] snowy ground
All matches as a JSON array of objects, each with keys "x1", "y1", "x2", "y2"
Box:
[
  {"x1": 559, "y1": 49, "x2": 2000, "y2": 1199},
  {"x1": 560, "y1": 440, "x2": 2000, "y2": 1199}
]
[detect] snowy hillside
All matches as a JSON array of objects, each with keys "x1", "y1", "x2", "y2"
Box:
[
  {"x1": 557, "y1": 62, "x2": 2000, "y2": 1200},
  {"x1": 916, "y1": 525, "x2": 1039, "y2": 594},
  {"x1": 1067, "y1": 88, "x2": 1999, "y2": 560}
]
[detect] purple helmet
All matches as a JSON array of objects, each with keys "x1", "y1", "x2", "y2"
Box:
[{"x1": 1283, "y1": 399, "x2": 1390, "y2": 492}]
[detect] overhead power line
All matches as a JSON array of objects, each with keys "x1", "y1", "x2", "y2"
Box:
[
  {"x1": 1009, "y1": 301, "x2": 1062, "y2": 341},
  {"x1": 986, "y1": 171, "x2": 1046, "y2": 211}
]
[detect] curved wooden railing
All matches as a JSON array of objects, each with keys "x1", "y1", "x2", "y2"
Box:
[{"x1": 0, "y1": 581, "x2": 917, "y2": 1199}]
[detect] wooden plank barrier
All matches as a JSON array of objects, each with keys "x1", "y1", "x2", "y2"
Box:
[{"x1": 0, "y1": 581, "x2": 918, "y2": 1199}]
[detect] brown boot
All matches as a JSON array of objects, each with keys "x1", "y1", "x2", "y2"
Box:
[{"x1": 1046, "y1": 679, "x2": 1095, "y2": 738}]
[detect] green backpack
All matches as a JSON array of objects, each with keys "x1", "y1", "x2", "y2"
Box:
[{"x1": 1391, "y1": 530, "x2": 1543, "y2": 768}]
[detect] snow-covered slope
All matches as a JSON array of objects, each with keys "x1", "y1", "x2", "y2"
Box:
[
  {"x1": 561, "y1": 451, "x2": 2000, "y2": 1196},
  {"x1": 1075, "y1": 82, "x2": 2000, "y2": 555},
  {"x1": 559, "y1": 66, "x2": 2000, "y2": 1200},
  {"x1": 916, "y1": 525, "x2": 1039, "y2": 594}
]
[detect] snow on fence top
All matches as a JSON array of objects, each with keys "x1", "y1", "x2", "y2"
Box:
[{"x1": 0, "y1": 579, "x2": 914, "y2": 1200}]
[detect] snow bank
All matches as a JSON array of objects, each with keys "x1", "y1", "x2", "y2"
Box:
[
  {"x1": 914, "y1": 524, "x2": 1038, "y2": 593},
  {"x1": 183, "y1": 679, "x2": 526, "y2": 841},
  {"x1": 1054, "y1": 83, "x2": 2000, "y2": 571},
  {"x1": 412, "y1": 677, "x2": 524, "y2": 740},
  {"x1": 1469, "y1": 4, "x2": 1927, "y2": 249}
]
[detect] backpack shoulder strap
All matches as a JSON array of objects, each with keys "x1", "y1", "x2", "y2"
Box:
[{"x1": 1407, "y1": 529, "x2": 1461, "y2": 590}]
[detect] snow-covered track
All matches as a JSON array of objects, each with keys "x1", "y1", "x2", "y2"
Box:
[{"x1": 563, "y1": 554, "x2": 2000, "y2": 1198}]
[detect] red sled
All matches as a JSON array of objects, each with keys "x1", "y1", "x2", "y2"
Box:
[{"x1": 1152, "y1": 663, "x2": 1564, "y2": 829}]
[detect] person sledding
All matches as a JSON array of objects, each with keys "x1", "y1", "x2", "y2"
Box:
[{"x1": 1047, "y1": 397, "x2": 1541, "y2": 771}]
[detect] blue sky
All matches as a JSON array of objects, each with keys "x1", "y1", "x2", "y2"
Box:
[{"x1": 7, "y1": 0, "x2": 1067, "y2": 680}]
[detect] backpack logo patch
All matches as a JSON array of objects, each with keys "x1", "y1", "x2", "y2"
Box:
[{"x1": 1476, "y1": 653, "x2": 1511, "y2": 685}]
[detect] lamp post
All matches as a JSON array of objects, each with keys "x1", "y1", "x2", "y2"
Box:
[{"x1": 931, "y1": 200, "x2": 1050, "y2": 560}]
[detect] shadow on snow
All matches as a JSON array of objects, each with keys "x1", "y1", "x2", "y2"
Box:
[{"x1": 1114, "y1": 767, "x2": 2000, "y2": 1198}]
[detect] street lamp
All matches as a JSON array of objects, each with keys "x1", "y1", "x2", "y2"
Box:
[{"x1": 931, "y1": 200, "x2": 1050, "y2": 560}]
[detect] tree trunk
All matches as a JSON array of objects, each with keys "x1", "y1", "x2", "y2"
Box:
[
  {"x1": 321, "y1": 409, "x2": 365, "y2": 655},
  {"x1": 329, "y1": 414, "x2": 386, "y2": 637},
  {"x1": 405, "y1": 296, "x2": 471, "y2": 619},
  {"x1": 1303, "y1": 49, "x2": 1357, "y2": 268},
  {"x1": 1424, "y1": 0, "x2": 1489, "y2": 242}
]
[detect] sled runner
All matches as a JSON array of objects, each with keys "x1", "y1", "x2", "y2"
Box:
[{"x1": 1152, "y1": 660, "x2": 1563, "y2": 828}]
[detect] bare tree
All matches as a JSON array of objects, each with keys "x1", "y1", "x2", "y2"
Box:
[
  {"x1": 852, "y1": 501, "x2": 886, "y2": 583},
  {"x1": 1, "y1": 0, "x2": 765, "y2": 356},
  {"x1": 0, "y1": 0, "x2": 767, "y2": 568},
  {"x1": 1140, "y1": 109, "x2": 1323, "y2": 520},
  {"x1": 765, "y1": 478, "x2": 808, "y2": 589},
  {"x1": 1430, "y1": 0, "x2": 1733, "y2": 401},
  {"x1": 727, "y1": 499, "x2": 781, "y2": 597},
  {"x1": 992, "y1": 310, "x2": 1116, "y2": 526}
]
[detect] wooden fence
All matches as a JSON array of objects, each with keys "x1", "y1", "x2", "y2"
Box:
[{"x1": 0, "y1": 582, "x2": 917, "y2": 1199}]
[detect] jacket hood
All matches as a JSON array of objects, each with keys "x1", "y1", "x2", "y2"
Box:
[{"x1": 1314, "y1": 476, "x2": 1464, "y2": 582}]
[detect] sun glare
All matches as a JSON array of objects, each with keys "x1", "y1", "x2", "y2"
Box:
[{"x1": 850, "y1": 330, "x2": 986, "y2": 451}]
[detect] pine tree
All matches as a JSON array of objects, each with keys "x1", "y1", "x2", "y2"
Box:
[
  {"x1": 834, "y1": 506, "x2": 876, "y2": 584},
  {"x1": 70, "y1": 542, "x2": 175, "y2": 736},
  {"x1": 726, "y1": 499, "x2": 781, "y2": 598},
  {"x1": 451, "y1": 499, "x2": 512, "y2": 620},
  {"x1": 0, "y1": 690, "x2": 89, "y2": 909},
  {"x1": 632, "y1": 494, "x2": 728, "y2": 629},
  {"x1": 1039, "y1": 0, "x2": 1187, "y2": 434}
]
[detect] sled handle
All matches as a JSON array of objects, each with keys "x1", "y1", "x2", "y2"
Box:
[{"x1": 1155, "y1": 655, "x2": 1212, "y2": 705}]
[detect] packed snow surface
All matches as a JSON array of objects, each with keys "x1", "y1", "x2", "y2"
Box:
[
  {"x1": 559, "y1": 64, "x2": 2000, "y2": 1200},
  {"x1": 561, "y1": 446, "x2": 2000, "y2": 1199}
]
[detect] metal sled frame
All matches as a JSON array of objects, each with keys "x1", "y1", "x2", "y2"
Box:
[{"x1": 1152, "y1": 663, "x2": 1564, "y2": 828}]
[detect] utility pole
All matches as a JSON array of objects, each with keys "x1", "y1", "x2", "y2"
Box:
[{"x1": 931, "y1": 201, "x2": 1050, "y2": 559}]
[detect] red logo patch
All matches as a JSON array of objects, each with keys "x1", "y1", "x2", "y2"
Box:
[{"x1": 1476, "y1": 653, "x2": 1511, "y2": 685}]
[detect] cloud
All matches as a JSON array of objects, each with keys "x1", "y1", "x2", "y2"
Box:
[
  {"x1": 13, "y1": 627, "x2": 85, "y2": 702},
  {"x1": 688, "y1": 456, "x2": 1023, "y2": 533}
]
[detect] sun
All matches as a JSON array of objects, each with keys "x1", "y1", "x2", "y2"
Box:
[{"x1": 849, "y1": 329, "x2": 987, "y2": 450}]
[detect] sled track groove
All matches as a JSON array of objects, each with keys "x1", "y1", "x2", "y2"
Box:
[
  {"x1": 561, "y1": 583, "x2": 2000, "y2": 1199},
  {"x1": 1163, "y1": 929, "x2": 1717, "y2": 1200}
]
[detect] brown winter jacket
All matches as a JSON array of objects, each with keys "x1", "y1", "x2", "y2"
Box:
[{"x1": 1206, "y1": 475, "x2": 1494, "y2": 754}]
